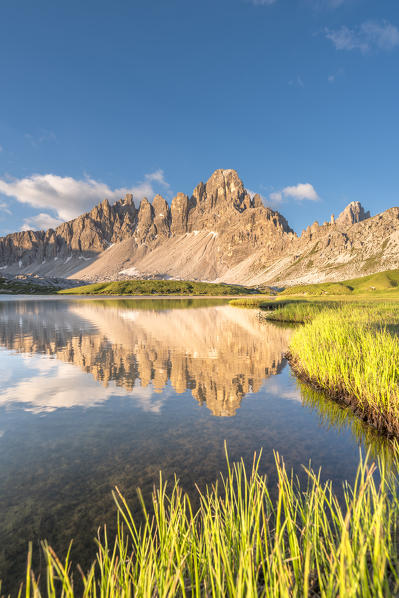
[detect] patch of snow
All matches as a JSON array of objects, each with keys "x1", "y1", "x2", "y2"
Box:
[
  {"x1": 78, "y1": 256, "x2": 91, "y2": 261},
  {"x1": 65, "y1": 256, "x2": 72, "y2": 264},
  {"x1": 54, "y1": 257, "x2": 58, "y2": 261},
  {"x1": 42, "y1": 260, "x2": 46, "y2": 264},
  {"x1": 192, "y1": 230, "x2": 200, "y2": 236},
  {"x1": 119, "y1": 266, "x2": 140, "y2": 276},
  {"x1": 105, "y1": 243, "x2": 115, "y2": 250},
  {"x1": 208, "y1": 231, "x2": 218, "y2": 238},
  {"x1": 18, "y1": 260, "x2": 22, "y2": 268},
  {"x1": 0, "y1": 266, "x2": 7, "y2": 270}
]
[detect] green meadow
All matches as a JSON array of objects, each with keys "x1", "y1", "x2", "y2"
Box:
[
  {"x1": 58, "y1": 279, "x2": 257, "y2": 296},
  {"x1": 280, "y1": 268, "x2": 399, "y2": 297}
]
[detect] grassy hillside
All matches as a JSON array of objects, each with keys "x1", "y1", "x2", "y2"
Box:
[
  {"x1": 281, "y1": 268, "x2": 399, "y2": 296},
  {"x1": 59, "y1": 279, "x2": 258, "y2": 296}
]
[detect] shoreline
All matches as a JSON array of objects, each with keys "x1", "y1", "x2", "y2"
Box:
[
  {"x1": 0, "y1": 293, "x2": 261, "y2": 301},
  {"x1": 287, "y1": 351, "x2": 399, "y2": 438}
]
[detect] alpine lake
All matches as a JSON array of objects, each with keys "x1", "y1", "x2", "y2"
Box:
[{"x1": 0, "y1": 296, "x2": 392, "y2": 593}]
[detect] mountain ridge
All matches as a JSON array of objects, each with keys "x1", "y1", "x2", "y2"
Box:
[{"x1": 0, "y1": 168, "x2": 397, "y2": 287}]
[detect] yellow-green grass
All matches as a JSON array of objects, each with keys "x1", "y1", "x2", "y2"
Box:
[
  {"x1": 59, "y1": 279, "x2": 258, "y2": 296},
  {"x1": 258, "y1": 300, "x2": 340, "y2": 323},
  {"x1": 12, "y1": 450, "x2": 399, "y2": 597},
  {"x1": 233, "y1": 297, "x2": 399, "y2": 435},
  {"x1": 229, "y1": 296, "x2": 273, "y2": 308},
  {"x1": 281, "y1": 268, "x2": 399, "y2": 297},
  {"x1": 288, "y1": 303, "x2": 399, "y2": 436}
]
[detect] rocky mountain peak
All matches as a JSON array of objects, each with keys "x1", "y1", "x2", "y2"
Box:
[
  {"x1": 121, "y1": 193, "x2": 134, "y2": 206},
  {"x1": 152, "y1": 194, "x2": 169, "y2": 215},
  {"x1": 0, "y1": 168, "x2": 386, "y2": 287},
  {"x1": 336, "y1": 201, "x2": 370, "y2": 226},
  {"x1": 204, "y1": 169, "x2": 246, "y2": 209}
]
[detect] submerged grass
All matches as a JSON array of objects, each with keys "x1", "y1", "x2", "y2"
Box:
[
  {"x1": 11, "y1": 449, "x2": 399, "y2": 597},
  {"x1": 232, "y1": 297, "x2": 399, "y2": 436},
  {"x1": 289, "y1": 304, "x2": 399, "y2": 435}
]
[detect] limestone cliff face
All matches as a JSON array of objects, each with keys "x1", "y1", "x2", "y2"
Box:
[
  {"x1": 0, "y1": 169, "x2": 295, "y2": 282},
  {"x1": 1, "y1": 167, "x2": 397, "y2": 286},
  {"x1": 335, "y1": 201, "x2": 370, "y2": 227},
  {"x1": 0, "y1": 194, "x2": 137, "y2": 266}
]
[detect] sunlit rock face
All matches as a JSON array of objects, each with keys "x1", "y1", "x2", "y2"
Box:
[
  {"x1": 0, "y1": 300, "x2": 292, "y2": 416},
  {"x1": 2, "y1": 167, "x2": 394, "y2": 288},
  {"x1": 0, "y1": 169, "x2": 295, "y2": 282}
]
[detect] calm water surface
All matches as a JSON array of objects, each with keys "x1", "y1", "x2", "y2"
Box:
[{"x1": 0, "y1": 296, "x2": 391, "y2": 592}]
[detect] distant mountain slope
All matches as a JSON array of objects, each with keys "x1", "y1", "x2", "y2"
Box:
[
  {"x1": 0, "y1": 168, "x2": 397, "y2": 286},
  {"x1": 235, "y1": 206, "x2": 399, "y2": 287},
  {"x1": 280, "y1": 268, "x2": 399, "y2": 296}
]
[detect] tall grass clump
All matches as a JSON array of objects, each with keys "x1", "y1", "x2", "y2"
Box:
[
  {"x1": 11, "y1": 450, "x2": 399, "y2": 597},
  {"x1": 229, "y1": 297, "x2": 271, "y2": 308},
  {"x1": 259, "y1": 300, "x2": 339, "y2": 323},
  {"x1": 289, "y1": 304, "x2": 399, "y2": 435}
]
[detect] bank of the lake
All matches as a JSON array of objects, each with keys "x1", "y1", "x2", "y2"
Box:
[
  {"x1": 237, "y1": 298, "x2": 399, "y2": 437},
  {"x1": 17, "y1": 451, "x2": 399, "y2": 597}
]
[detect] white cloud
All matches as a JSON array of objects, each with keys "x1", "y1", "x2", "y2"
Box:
[
  {"x1": 0, "y1": 145, "x2": 3, "y2": 152},
  {"x1": 269, "y1": 191, "x2": 283, "y2": 203},
  {"x1": 326, "y1": 21, "x2": 399, "y2": 53},
  {"x1": 0, "y1": 170, "x2": 170, "y2": 223},
  {"x1": 0, "y1": 201, "x2": 11, "y2": 215},
  {"x1": 328, "y1": 67, "x2": 344, "y2": 84},
  {"x1": 0, "y1": 351, "x2": 166, "y2": 414},
  {"x1": 248, "y1": 0, "x2": 276, "y2": 5},
  {"x1": 145, "y1": 170, "x2": 170, "y2": 188},
  {"x1": 311, "y1": 0, "x2": 346, "y2": 7},
  {"x1": 283, "y1": 183, "x2": 319, "y2": 201},
  {"x1": 289, "y1": 75, "x2": 304, "y2": 88},
  {"x1": 25, "y1": 130, "x2": 57, "y2": 148},
  {"x1": 21, "y1": 213, "x2": 64, "y2": 231},
  {"x1": 269, "y1": 183, "x2": 319, "y2": 204}
]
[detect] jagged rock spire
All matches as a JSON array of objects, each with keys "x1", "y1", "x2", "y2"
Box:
[{"x1": 336, "y1": 201, "x2": 370, "y2": 226}]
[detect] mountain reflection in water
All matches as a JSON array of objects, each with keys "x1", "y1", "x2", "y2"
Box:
[
  {"x1": 0, "y1": 297, "x2": 394, "y2": 595},
  {"x1": 0, "y1": 299, "x2": 292, "y2": 416}
]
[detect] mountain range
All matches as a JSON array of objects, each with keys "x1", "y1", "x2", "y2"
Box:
[{"x1": 0, "y1": 168, "x2": 397, "y2": 287}]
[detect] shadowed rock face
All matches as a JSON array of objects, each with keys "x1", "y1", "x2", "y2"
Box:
[
  {"x1": 0, "y1": 300, "x2": 292, "y2": 417},
  {"x1": 0, "y1": 194, "x2": 138, "y2": 265}
]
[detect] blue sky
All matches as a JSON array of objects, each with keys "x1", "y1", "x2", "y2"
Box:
[{"x1": 0, "y1": 0, "x2": 398, "y2": 235}]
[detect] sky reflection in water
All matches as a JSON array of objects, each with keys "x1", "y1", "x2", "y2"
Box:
[{"x1": 0, "y1": 297, "x2": 391, "y2": 592}]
